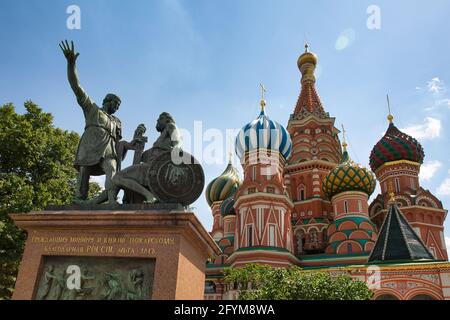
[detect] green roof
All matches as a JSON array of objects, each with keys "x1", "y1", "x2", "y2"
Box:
[{"x1": 369, "y1": 203, "x2": 435, "y2": 262}]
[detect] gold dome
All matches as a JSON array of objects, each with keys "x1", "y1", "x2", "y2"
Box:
[
  {"x1": 297, "y1": 44, "x2": 318, "y2": 70},
  {"x1": 297, "y1": 44, "x2": 318, "y2": 84}
]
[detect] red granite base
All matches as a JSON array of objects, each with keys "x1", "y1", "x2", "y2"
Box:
[{"x1": 10, "y1": 210, "x2": 220, "y2": 300}]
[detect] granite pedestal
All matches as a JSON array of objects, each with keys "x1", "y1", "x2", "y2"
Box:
[{"x1": 10, "y1": 209, "x2": 220, "y2": 300}]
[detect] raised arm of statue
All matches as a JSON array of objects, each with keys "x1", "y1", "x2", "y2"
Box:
[{"x1": 59, "y1": 40, "x2": 92, "y2": 112}]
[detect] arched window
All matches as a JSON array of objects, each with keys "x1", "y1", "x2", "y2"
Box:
[
  {"x1": 395, "y1": 178, "x2": 401, "y2": 192},
  {"x1": 410, "y1": 178, "x2": 416, "y2": 190},
  {"x1": 251, "y1": 166, "x2": 257, "y2": 181},
  {"x1": 246, "y1": 225, "x2": 253, "y2": 247},
  {"x1": 268, "y1": 224, "x2": 276, "y2": 246},
  {"x1": 298, "y1": 185, "x2": 306, "y2": 201},
  {"x1": 296, "y1": 230, "x2": 305, "y2": 254}
]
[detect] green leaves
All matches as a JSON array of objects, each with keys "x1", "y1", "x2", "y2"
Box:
[
  {"x1": 224, "y1": 264, "x2": 374, "y2": 300},
  {"x1": 0, "y1": 102, "x2": 83, "y2": 299}
]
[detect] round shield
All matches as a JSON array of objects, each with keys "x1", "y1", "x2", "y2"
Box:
[{"x1": 147, "y1": 149, "x2": 204, "y2": 206}]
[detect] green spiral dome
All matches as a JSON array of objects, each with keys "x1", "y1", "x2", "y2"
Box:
[
  {"x1": 323, "y1": 151, "x2": 376, "y2": 199},
  {"x1": 205, "y1": 162, "x2": 241, "y2": 207}
]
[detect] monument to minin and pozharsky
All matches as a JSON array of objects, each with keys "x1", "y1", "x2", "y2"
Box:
[{"x1": 10, "y1": 41, "x2": 220, "y2": 300}]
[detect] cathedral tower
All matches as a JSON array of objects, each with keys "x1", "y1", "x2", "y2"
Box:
[
  {"x1": 369, "y1": 103, "x2": 448, "y2": 260},
  {"x1": 323, "y1": 132, "x2": 378, "y2": 260},
  {"x1": 230, "y1": 89, "x2": 297, "y2": 267},
  {"x1": 286, "y1": 45, "x2": 342, "y2": 255}
]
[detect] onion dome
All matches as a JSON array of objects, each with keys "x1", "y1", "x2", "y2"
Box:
[
  {"x1": 323, "y1": 136, "x2": 376, "y2": 199},
  {"x1": 235, "y1": 88, "x2": 292, "y2": 160},
  {"x1": 369, "y1": 121, "x2": 425, "y2": 173},
  {"x1": 205, "y1": 161, "x2": 241, "y2": 207},
  {"x1": 297, "y1": 43, "x2": 318, "y2": 72},
  {"x1": 220, "y1": 195, "x2": 236, "y2": 216}
]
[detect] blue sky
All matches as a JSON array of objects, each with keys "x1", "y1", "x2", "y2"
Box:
[{"x1": 1, "y1": 0, "x2": 450, "y2": 246}]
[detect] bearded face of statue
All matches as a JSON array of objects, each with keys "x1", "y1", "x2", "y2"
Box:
[{"x1": 156, "y1": 116, "x2": 167, "y2": 132}]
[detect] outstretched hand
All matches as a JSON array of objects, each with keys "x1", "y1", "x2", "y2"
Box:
[{"x1": 59, "y1": 40, "x2": 79, "y2": 64}]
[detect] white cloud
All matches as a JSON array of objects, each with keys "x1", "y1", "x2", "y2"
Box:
[
  {"x1": 335, "y1": 29, "x2": 356, "y2": 51},
  {"x1": 437, "y1": 170, "x2": 450, "y2": 196},
  {"x1": 419, "y1": 160, "x2": 442, "y2": 181},
  {"x1": 425, "y1": 99, "x2": 450, "y2": 111},
  {"x1": 436, "y1": 99, "x2": 450, "y2": 109},
  {"x1": 401, "y1": 117, "x2": 441, "y2": 140},
  {"x1": 427, "y1": 77, "x2": 445, "y2": 94}
]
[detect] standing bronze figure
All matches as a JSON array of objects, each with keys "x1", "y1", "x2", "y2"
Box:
[{"x1": 60, "y1": 40, "x2": 126, "y2": 205}]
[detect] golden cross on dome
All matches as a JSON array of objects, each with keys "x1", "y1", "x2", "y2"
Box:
[
  {"x1": 387, "y1": 94, "x2": 394, "y2": 123},
  {"x1": 341, "y1": 124, "x2": 348, "y2": 151},
  {"x1": 260, "y1": 83, "x2": 266, "y2": 100},
  {"x1": 259, "y1": 83, "x2": 267, "y2": 110}
]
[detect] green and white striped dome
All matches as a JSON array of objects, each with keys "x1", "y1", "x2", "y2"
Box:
[{"x1": 205, "y1": 162, "x2": 241, "y2": 207}]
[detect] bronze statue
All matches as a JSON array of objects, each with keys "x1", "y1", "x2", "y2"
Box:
[
  {"x1": 59, "y1": 40, "x2": 138, "y2": 205},
  {"x1": 112, "y1": 112, "x2": 182, "y2": 203},
  {"x1": 59, "y1": 40, "x2": 204, "y2": 207},
  {"x1": 112, "y1": 112, "x2": 204, "y2": 206}
]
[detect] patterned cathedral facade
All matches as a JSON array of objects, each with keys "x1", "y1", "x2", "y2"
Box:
[{"x1": 204, "y1": 46, "x2": 450, "y2": 300}]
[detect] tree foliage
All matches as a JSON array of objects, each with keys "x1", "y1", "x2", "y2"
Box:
[
  {"x1": 0, "y1": 101, "x2": 99, "y2": 299},
  {"x1": 224, "y1": 264, "x2": 374, "y2": 300}
]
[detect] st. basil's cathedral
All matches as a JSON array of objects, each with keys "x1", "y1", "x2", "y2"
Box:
[{"x1": 203, "y1": 45, "x2": 450, "y2": 300}]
